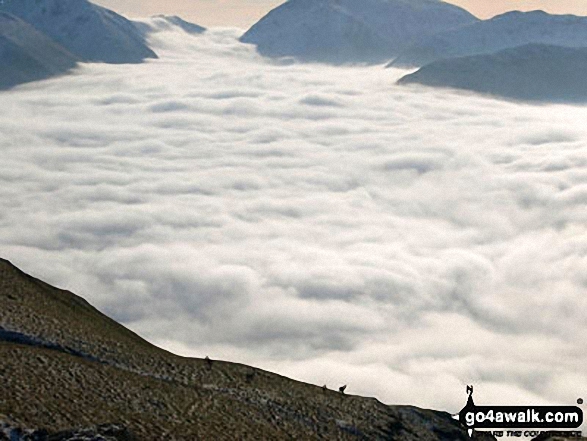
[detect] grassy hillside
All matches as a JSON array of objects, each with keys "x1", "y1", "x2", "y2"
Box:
[{"x1": 0, "y1": 258, "x2": 493, "y2": 440}]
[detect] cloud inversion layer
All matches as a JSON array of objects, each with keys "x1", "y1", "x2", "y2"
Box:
[{"x1": 1, "y1": 25, "x2": 586, "y2": 414}]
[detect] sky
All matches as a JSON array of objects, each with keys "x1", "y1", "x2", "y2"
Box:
[
  {"x1": 1, "y1": 23, "x2": 585, "y2": 418},
  {"x1": 92, "y1": 0, "x2": 587, "y2": 28}
]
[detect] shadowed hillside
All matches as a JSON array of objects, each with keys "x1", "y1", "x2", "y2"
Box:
[
  {"x1": 0, "y1": 0, "x2": 156, "y2": 64},
  {"x1": 397, "y1": 44, "x2": 587, "y2": 103},
  {"x1": 0, "y1": 258, "x2": 495, "y2": 440},
  {"x1": 0, "y1": 12, "x2": 78, "y2": 90}
]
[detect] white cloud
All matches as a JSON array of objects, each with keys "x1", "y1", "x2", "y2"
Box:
[{"x1": 1, "y1": 25, "x2": 586, "y2": 416}]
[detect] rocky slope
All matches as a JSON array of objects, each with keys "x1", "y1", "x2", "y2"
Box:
[
  {"x1": 397, "y1": 44, "x2": 587, "y2": 103},
  {"x1": 240, "y1": 0, "x2": 477, "y2": 64},
  {"x1": 390, "y1": 10, "x2": 587, "y2": 68},
  {"x1": 0, "y1": 0, "x2": 156, "y2": 63},
  {"x1": 0, "y1": 258, "x2": 493, "y2": 440},
  {"x1": 0, "y1": 12, "x2": 78, "y2": 90},
  {"x1": 1, "y1": 421, "x2": 136, "y2": 441}
]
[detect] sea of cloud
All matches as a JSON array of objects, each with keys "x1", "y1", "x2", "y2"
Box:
[{"x1": 1, "y1": 24, "x2": 586, "y2": 414}]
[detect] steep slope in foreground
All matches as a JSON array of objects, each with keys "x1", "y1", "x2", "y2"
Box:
[
  {"x1": 0, "y1": 12, "x2": 78, "y2": 90},
  {"x1": 0, "y1": 258, "x2": 493, "y2": 440},
  {"x1": 398, "y1": 44, "x2": 587, "y2": 103},
  {"x1": 0, "y1": 0, "x2": 156, "y2": 63},
  {"x1": 240, "y1": 0, "x2": 477, "y2": 64},
  {"x1": 391, "y1": 10, "x2": 587, "y2": 68}
]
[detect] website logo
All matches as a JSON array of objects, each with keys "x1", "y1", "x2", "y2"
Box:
[{"x1": 454, "y1": 386, "x2": 583, "y2": 438}]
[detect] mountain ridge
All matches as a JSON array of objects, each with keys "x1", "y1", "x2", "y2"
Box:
[
  {"x1": 0, "y1": 0, "x2": 157, "y2": 64},
  {"x1": 390, "y1": 9, "x2": 587, "y2": 67},
  {"x1": 133, "y1": 15, "x2": 207, "y2": 36},
  {"x1": 397, "y1": 43, "x2": 587, "y2": 103}
]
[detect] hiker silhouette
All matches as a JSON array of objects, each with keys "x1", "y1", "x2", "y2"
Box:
[{"x1": 466, "y1": 385, "x2": 474, "y2": 406}]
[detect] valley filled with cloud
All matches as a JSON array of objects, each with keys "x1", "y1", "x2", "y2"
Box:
[{"x1": 1, "y1": 25, "x2": 585, "y2": 414}]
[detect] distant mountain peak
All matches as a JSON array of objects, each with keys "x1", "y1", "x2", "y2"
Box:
[
  {"x1": 391, "y1": 8, "x2": 587, "y2": 67},
  {"x1": 240, "y1": 0, "x2": 477, "y2": 64}
]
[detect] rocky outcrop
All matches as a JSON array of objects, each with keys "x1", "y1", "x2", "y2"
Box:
[{"x1": 0, "y1": 421, "x2": 136, "y2": 441}]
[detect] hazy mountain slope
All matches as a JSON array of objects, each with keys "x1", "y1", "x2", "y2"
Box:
[
  {"x1": 0, "y1": 12, "x2": 77, "y2": 90},
  {"x1": 391, "y1": 10, "x2": 587, "y2": 67},
  {"x1": 0, "y1": 0, "x2": 157, "y2": 63},
  {"x1": 134, "y1": 15, "x2": 206, "y2": 36},
  {"x1": 397, "y1": 44, "x2": 587, "y2": 102},
  {"x1": 0, "y1": 258, "x2": 493, "y2": 440},
  {"x1": 240, "y1": 0, "x2": 477, "y2": 64}
]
